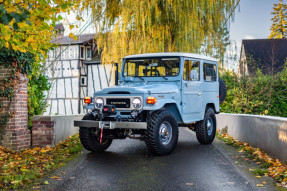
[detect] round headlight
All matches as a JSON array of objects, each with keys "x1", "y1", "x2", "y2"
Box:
[
  {"x1": 132, "y1": 98, "x2": 142, "y2": 109},
  {"x1": 95, "y1": 98, "x2": 104, "y2": 108}
]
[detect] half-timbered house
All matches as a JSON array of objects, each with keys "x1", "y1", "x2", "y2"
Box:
[{"x1": 44, "y1": 33, "x2": 114, "y2": 115}]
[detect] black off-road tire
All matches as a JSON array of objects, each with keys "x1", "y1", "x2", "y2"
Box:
[
  {"x1": 219, "y1": 77, "x2": 227, "y2": 105},
  {"x1": 144, "y1": 110, "x2": 179, "y2": 156},
  {"x1": 79, "y1": 114, "x2": 112, "y2": 152},
  {"x1": 195, "y1": 108, "x2": 216, "y2": 144}
]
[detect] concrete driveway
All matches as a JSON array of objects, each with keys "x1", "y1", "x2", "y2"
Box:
[{"x1": 38, "y1": 128, "x2": 279, "y2": 191}]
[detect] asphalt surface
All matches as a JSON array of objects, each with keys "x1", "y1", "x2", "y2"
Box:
[{"x1": 38, "y1": 128, "x2": 279, "y2": 191}]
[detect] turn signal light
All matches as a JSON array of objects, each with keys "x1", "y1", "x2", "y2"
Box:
[
  {"x1": 84, "y1": 97, "x2": 92, "y2": 104},
  {"x1": 147, "y1": 96, "x2": 157, "y2": 104}
]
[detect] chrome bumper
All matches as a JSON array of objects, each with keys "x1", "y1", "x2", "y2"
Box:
[{"x1": 74, "y1": 120, "x2": 147, "y2": 130}]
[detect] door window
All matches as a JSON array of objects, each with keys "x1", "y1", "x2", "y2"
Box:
[
  {"x1": 183, "y1": 60, "x2": 200, "y2": 81},
  {"x1": 203, "y1": 63, "x2": 217, "y2": 81}
]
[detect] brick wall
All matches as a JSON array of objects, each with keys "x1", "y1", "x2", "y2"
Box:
[
  {"x1": 32, "y1": 120, "x2": 55, "y2": 147},
  {"x1": 31, "y1": 115, "x2": 82, "y2": 148},
  {"x1": 0, "y1": 66, "x2": 31, "y2": 150}
]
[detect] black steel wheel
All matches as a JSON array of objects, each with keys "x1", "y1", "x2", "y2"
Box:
[
  {"x1": 195, "y1": 108, "x2": 216, "y2": 144},
  {"x1": 144, "y1": 110, "x2": 178, "y2": 155}
]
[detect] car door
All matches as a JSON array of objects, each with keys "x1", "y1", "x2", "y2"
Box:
[{"x1": 182, "y1": 58, "x2": 203, "y2": 123}]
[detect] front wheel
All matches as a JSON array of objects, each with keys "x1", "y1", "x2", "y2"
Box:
[
  {"x1": 144, "y1": 110, "x2": 179, "y2": 155},
  {"x1": 195, "y1": 108, "x2": 216, "y2": 144},
  {"x1": 79, "y1": 114, "x2": 112, "y2": 152}
]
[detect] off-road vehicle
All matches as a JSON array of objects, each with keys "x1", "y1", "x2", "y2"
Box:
[{"x1": 74, "y1": 53, "x2": 226, "y2": 155}]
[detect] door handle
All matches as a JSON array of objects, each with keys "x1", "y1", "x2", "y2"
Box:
[{"x1": 198, "y1": 93, "x2": 202, "y2": 96}]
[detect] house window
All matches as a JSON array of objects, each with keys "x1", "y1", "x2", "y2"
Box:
[
  {"x1": 81, "y1": 76, "x2": 87, "y2": 86},
  {"x1": 203, "y1": 63, "x2": 217, "y2": 81},
  {"x1": 80, "y1": 46, "x2": 85, "y2": 59},
  {"x1": 86, "y1": 47, "x2": 92, "y2": 59}
]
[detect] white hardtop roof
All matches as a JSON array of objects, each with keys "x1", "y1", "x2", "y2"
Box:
[{"x1": 124, "y1": 52, "x2": 217, "y2": 62}]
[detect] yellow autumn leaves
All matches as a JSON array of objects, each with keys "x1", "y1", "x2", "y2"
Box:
[
  {"x1": 0, "y1": 0, "x2": 89, "y2": 59},
  {"x1": 217, "y1": 131, "x2": 287, "y2": 188},
  {"x1": 94, "y1": 0, "x2": 237, "y2": 63},
  {"x1": 0, "y1": 134, "x2": 82, "y2": 190}
]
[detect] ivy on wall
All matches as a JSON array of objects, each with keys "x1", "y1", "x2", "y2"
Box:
[{"x1": 0, "y1": 48, "x2": 34, "y2": 141}]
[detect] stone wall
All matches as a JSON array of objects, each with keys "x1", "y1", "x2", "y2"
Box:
[
  {"x1": 0, "y1": 66, "x2": 30, "y2": 150},
  {"x1": 32, "y1": 115, "x2": 83, "y2": 147},
  {"x1": 216, "y1": 113, "x2": 287, "y2": 163}
]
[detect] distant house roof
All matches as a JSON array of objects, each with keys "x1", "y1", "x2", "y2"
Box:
[
  {"x1": 51, "y1": 33, "x2": 96, "y2": 45},
  {"x1": 54, "y1": 23, "x2": 65, "y2": 32},
  {"x1": 240, "y1": 39, "x2": 287, "y2": 75}
]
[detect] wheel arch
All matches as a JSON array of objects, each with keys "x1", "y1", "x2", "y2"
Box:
[
  {"x1": 206, "y1": 103, "x2": 219, "y2": 114},
  {"x1": 162, "y1": 103, "x2": 183, "y2": 124}
]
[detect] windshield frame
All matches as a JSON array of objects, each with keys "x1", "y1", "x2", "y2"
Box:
[{"x1": 122, "y1": 56, "x2": 181, "y2": 78}]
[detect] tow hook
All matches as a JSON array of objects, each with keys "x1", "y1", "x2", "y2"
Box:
[{"x1": 100, "y1": 128, "x2": 104, "y2": 144}]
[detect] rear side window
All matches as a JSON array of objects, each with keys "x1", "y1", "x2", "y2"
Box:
[{"x1": 203, "y1": 63, "x2": 217, "y2": 81}]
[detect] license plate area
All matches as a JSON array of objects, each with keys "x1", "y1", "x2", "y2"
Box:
[{"x1": 99, "y1": 121, "x2": 115, "y2": 129}]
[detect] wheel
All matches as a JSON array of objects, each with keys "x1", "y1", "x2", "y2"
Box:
[
  {"x1": 195, "y1": 108, "x2": 216, "y2": 144},
  {"x1": 79, "y1": 113, "x2": 112, "y2": 152},
  {"x1": 144, "y1": 110, "x2": 178, "y2": 155},
  {"x1": 219, "y1": 77, "x2": 227, "y2": 105}
]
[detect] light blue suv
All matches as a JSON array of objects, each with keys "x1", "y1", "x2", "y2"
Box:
[{"x1": 74, "y1": 53, "x2": 226, "y2": 155}]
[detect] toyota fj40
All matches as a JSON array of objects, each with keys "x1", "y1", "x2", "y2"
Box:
[{"x1": 74, "y1": 53, "x2": 226, "y2": 155}]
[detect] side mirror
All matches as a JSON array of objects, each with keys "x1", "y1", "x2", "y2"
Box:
[{"x1": 190, "y1": 70, "x2": 199, "y2": 81}]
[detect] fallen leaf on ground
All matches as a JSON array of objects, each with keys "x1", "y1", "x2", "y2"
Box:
[
  {"x1": 262, "y1": 182, "x2": 266, "y2": 184},
  {"x1": 43, "y1": 181, "x2": 49, "y2": 185},
  {"x1": 51, "y1": 176, "x2": 59, "y2": 179},
  {"x1": 186, "y1": 183, "x2": 194, "y2": 186},
  {"x1": 256, "y1": 176, "x2": 261, "y2": 178},
  {"x1": 33, "y1": 186, "x2": 40, "y2": 189},
  {"x1": 256, "y1": 184, "x2": 264, "y2": 187}
]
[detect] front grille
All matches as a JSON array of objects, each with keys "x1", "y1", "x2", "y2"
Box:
[{"x1": 106, "y1": 98, "x2": 130, "y2": 108}]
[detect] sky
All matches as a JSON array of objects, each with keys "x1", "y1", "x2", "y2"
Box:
[{"x1": 226, "y1": 0, "x2": 279, "y2": 71}]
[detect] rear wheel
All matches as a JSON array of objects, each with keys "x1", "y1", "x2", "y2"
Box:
[
  {"x1": 195, "y1": 108, "x2": 216, "y2": 144},
  {"x1": 79, "y1": 114, "x2": 112, "y2": 152},
  {"x1": 144, "y1": 110, "x2": 178, "y2": 155}
]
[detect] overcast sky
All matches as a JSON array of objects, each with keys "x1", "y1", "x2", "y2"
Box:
[{"x1": 226, "y1": 0, "x2": 280, "y2": 71}]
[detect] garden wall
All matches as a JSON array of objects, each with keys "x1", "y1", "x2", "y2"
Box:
[
  {"x1": 32, "y1": 114, "x2": 83, "y2": 147},
  {"x1": 0, "y1": 66, "x2": 30, "y2": 151},
  {"x1": 216, "y1": 113, "x2": 287, "y2": 163}
]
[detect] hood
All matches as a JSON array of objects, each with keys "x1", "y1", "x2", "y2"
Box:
[{"x1": 95, "y1": 82, "x2": 180, "y2": 95}]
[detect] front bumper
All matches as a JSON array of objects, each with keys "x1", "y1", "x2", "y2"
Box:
[{"x1": 74, "y1": 120, "x2": 147, "y2": 130}]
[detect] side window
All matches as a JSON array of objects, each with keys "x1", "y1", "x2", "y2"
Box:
[
  {"x1": 203, "y1": 63, "x2": 217, "y2": 81},
  {"x1": 183, "y1": 60, "x2": 200, "y2": 81}
]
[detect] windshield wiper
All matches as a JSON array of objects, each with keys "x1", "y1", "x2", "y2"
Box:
[
  {"x1": 136, "y1": 76, "x2": 145, "y2": 81},
  {"x1": 162, "y1": 76, "x2": 168, "y2": 80}
]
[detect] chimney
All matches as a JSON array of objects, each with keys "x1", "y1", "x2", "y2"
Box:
[{"x1": 54, "y1": 23, "x2": 65, "y2": 38}]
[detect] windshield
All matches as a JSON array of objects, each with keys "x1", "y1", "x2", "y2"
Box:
[{"x1": 123, "y1": 57, "x2": 180, "y2": 77}]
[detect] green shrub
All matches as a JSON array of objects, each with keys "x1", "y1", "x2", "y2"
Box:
[{"x1": 220, "y1": 66, "x2": 287, "y2": 117}]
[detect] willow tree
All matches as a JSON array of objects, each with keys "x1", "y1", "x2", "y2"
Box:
[
  {"x1": 90, "y1": 0, "x2": 238, "y2": 63},
  {"x1": 269, "y1": 0, "x2": 287, "y2": 39}
]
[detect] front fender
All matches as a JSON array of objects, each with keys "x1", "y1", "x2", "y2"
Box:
[{"x1": 143, "y1": 99, "x2": 177, "y2": 110}]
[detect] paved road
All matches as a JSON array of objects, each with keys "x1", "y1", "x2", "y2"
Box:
[{"x1": 39, "y1": 128, "x2": 276, "y2": 191}]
